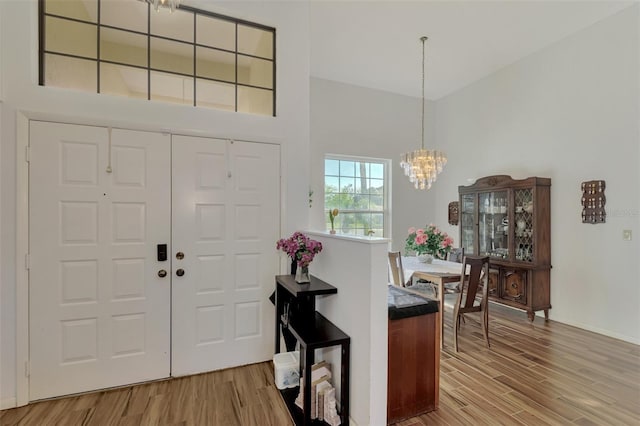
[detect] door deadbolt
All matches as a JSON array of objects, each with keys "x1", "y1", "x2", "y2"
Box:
[
  {"x1": 158, "y1": 269, "x2": 167, "y2": 278},
  {"x1": 176, "y1": 252, "x2": 184, "y2": 260},
  {"x1": 176, "y1": 268, "x2": 185, "y2": 277},
  {"x1": 157, "y1": 244, "x2": 167, "y2": 262}
]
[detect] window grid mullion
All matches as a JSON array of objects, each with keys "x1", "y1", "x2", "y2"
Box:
[
  {"x1": 234, "y1": 22, "x2": 238, "y2": 112},
  {"x1": 272, "y1": 30, "x2": 276, "y2": 116},
  {"x1": 146, "y1": 2, "x2": 151, "y2": 100},
  {"x1": 38, "y1": 0, "x2": 45, "y2": 85},
  {"x1": 96, "y1": 0, "x2": 101, "y2": 93},
  {"x1": 42, "y1": 12, "x2": 97, "y2": 27},
  {"x1": 192, "y1": 12, "x2": 197, "y2": 107}
]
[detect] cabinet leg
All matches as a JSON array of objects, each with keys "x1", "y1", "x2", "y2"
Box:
[
  {"x1": 544, "y1": 309, "x2": 549, "y2": 321},
  {"x1": 527, "y1": 311, "x2": 535, "y2": 322}
]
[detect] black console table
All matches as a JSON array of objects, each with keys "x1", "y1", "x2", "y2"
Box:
[{"x1": 275, "y1": 275, "x2": 350, "y2": 426}]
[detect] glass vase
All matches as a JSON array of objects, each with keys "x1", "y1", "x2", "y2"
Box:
[{"x1": 295, "y1": 266, "x2": 310, "y2": 283}]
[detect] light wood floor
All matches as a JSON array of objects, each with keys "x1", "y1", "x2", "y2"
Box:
[
  {"x1": 0, "y1": 362, "x2": 293, "y2": 426},
  {"x1": 407, "y1": 300, "x2": 640, "y2": 426},
  {"x1": 2, "y1": 303, "x2": 639, "y2": 426}
]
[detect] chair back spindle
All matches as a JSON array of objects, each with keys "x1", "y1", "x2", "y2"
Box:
[
  {"x1": 462, "y1": 260, "x2": 484, "y2": 309},
  {"x1": 388, "y1": 251, "x2": 406, "y2": 287}
]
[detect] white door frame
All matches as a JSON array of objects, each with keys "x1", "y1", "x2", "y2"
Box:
[
  {"x1": 14, "y1": 111, "x2": 287, "y2": 407},
  {"x1": 16, "y1": 112, "x2": 30, "y2": 406}
]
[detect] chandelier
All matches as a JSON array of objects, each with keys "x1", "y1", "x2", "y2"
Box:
[
  {"x1": 140, "y1": 0, "x2": 182, "y2": 12},
  {"x1": 400, "y1": 36, "x2": 447, "y2": 190}
]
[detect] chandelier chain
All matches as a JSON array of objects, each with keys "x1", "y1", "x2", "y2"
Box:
[{"x1": 421, "y1": 36, "x2": 426, "y2": 150}]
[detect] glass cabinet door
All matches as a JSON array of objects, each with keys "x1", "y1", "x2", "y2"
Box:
[
  {"x1": 478, "y1": 190, "x2": 509, "y2": 259},
  {"x1": 514, "y1": 188, "x2": 534, "y2": 262},
  {"x1": 460, "y1": 194, "x2": 476, "y2": 255}
]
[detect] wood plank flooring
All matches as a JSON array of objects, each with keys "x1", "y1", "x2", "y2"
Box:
[
  {"x1": 0, "y1": 363, "x2": 293, "y2": 426},
  {"x1": 400, "y1": 300, "x2": 640, "y2": 426},
  {"x1": 2, "y1": 302, "x2": 639, "y2": 425}
]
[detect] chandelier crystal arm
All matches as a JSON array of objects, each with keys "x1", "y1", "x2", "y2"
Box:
[{"x1": 139, "y1": 0, "x2": 181, "y2": 12}]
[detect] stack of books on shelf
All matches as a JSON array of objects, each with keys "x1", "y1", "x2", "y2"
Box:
[{"x1": 295, "y1": 361, "x2": 341, "y2": 425}]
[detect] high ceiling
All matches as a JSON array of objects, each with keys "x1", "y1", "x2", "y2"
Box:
[{"x1": 308, "y1": 0, "x2": 635, "y2": 99}]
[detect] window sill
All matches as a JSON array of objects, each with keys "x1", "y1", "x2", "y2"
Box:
[{"x1": 306, "y1": 230, "x2": 390, "y2": 244}]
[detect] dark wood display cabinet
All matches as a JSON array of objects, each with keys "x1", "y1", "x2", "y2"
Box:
[
  {"x1": 274, "y1": 274, "x2": 350, "y2": 426},
  {"x1": 459, "y1": 175, "x2": 551, "y2": 321}
]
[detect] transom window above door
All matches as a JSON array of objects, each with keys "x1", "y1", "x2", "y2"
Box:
[
  {"x1": 324, "y1": 156, "x2": 390, "y2": 238},
  {"x1": 40, "y1": 0, "x2": 276, "y2": 116}
]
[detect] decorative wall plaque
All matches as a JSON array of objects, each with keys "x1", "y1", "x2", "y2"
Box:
[
  {"x1": 581, "y1": 180, "x2": 606, "y2": 224},
  {"x1": 448, "y1": 201, "x2": 459, "y2": 225}
]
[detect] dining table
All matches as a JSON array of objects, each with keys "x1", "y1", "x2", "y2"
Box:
[{"x1": 401, "y1": 257, "x2": 468, "y2": 348}]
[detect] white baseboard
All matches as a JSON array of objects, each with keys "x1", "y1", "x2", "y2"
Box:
[
  {"x1": 552, "y1": 316, "x2": 640, "y2": 345},
  {"x1": 491, "y1": 302, "x2": 640, "y2": 345},
  {"x1": 1, "y1": 397, "x2": 17, "y2": 410}
]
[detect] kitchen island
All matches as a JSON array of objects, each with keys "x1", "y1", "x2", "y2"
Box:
[{"x1": 387, "y1": 285, "x2": 440, "y2": 424}]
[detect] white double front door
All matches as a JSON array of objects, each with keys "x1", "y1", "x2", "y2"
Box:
[{"x1": 29, "y1": 121, "x2": 279, "y2": 400}]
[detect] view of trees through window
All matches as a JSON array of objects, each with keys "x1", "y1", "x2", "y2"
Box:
[{"x1": 325, "y1": 157, "x2": 387, "y2": 237}]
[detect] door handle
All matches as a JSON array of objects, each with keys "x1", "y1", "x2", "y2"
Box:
[
  {"x1": 158, "y1": 269, "x2": 167, "y2": 278},
  {"x1": 176, "y1": 268, "x2": 185, "y2": 277}
]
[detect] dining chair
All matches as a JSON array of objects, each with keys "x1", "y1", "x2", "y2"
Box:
[
  {"x1": 425, "y1": 247, "x2": 465, "y2": 299},
  {"x1": 453, "y1": 255, "x2": 491, "y2": 352},
  {"x1": 388, "y1": 251, "x2": 413, "y2": 287},
  {"x1": 447, "y1": 247, "x2": 465, "y2": 263}
]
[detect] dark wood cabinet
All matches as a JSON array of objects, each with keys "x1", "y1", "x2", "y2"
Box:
[
  {"x1": 459, "y1": 175, "x2": 551, "y2": 321},
  {"x1": 387, "y1": 286, "x2": 440, "y2": 424},
  {"x1": 387, "y1": 313, "x2": 439, "y2": 424}
]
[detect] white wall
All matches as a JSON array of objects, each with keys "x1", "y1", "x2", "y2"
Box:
[
  {"x1": 310, "y1": 78, "x2": 441, "y2": 251},
  {"x1": 309, "y1": 7, "x2": 639, "y2": 344},
  {"x1": 0, "y1": 0, "x2": 310, "y2": 405},
  {"x1": 432, "y1": 6, "x2": 640, "y2": 343},
  {"x1": 308, "y1": 232, "x2": 389, "y2": 426}
]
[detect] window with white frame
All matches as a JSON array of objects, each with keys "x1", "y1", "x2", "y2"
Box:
[{"x1": 324, "y1": 156, "x2": 389, "y2": 237}]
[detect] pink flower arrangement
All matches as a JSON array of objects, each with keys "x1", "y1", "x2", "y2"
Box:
[
  {"x1": 276, "y1": 231, "x2": 323, "y2": 268},
  {"x1": 405, "y1": 224, "x2": 453, "y2": 259}
]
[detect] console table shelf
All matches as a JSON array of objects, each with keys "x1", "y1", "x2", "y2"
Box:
[
  {"x1": 275, "y1": 275, "x2": 350, "y2": 426},
  {"x1": 287, "y1": 311, "x2": 350, "y2": 348}
]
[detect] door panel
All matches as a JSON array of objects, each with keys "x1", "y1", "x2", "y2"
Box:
[
  {"x1": 29, "y1": 122, "x2": 171, "y2": 400},
  {"x1": 501, "y1": 269, "x2": 528, "y2": 305},
  {"x1": 171, "y1": 135, "x2": 279, "y2": 375},
  {"x1": 488, "y1": 269, "x2": 499, "y2": 298}
]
